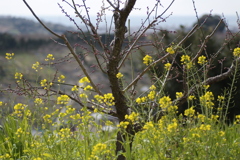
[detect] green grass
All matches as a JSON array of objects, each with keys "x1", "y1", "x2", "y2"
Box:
[{"x1": 1, "y1": 99, "x2": 240, "y2": 159}]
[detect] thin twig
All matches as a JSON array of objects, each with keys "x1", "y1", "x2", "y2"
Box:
[
  {"x1": 106, "y1": 0, "x2": 117, "y2": 10},
  {"x1": 192, "y1": 19, "x2": 223, "y2": 63},
  {"x1": 22, "y1": 0, "x2": 61, "y2": 38},
  {"x1": 61, "y1": 34, "x2": 103, "y2": 95},
  {"x1": 123, "y1": 24, "x2": 199, "y2": 92},
  {"x1": 118, "y1": 19, "x2": 157, "y2": 69}
]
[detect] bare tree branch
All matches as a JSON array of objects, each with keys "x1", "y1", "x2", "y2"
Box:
[{"x1": 23, "y1": 0, "x2": 62, "y2": 38}]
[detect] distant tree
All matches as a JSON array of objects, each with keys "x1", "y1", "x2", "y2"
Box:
[{"x1": 196, "y1": 14, "x2": 226, "y2": 33}]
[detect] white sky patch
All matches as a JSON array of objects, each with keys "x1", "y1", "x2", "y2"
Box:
[{"x1": 1, "y1": 0, "x2": 239, "y2": 17}]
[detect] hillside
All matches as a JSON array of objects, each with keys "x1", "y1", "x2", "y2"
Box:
[{"x1": 0, "y1": 16, "x2": 75, "y2": 35}]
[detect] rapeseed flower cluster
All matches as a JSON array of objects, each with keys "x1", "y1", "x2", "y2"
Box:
[
  {"x1": 135, "y1": 96, "x2": 147, "y2": 104},
  {"x1": 188, "y1": 95, "x2": 196, "y2": 101},
  {"x1": 71, "y1": 85, "x2": 78, "y2": 92},
  {"x1": 45, "y1": 54, "x2": 55, "y2": 61},
  {"x1": 15, "y1": 72, "x2": 23, "y2": 83},
  {"x1": 143, "y1": 121, "x2": 154, "y2": 130},
  {"x1": 43, "y1": 114, "x2": 52, "y2": 123},
  {"x1": 57, "y1": 95, "x2": 70, "y2": 105},
  {"x1": 167, "y1": 118, "x2": 178, "y2": 132},
  {"x1": 176, "y1": 92, "x2": 183, "y2": 99},
  {"x1": 40, "y1": 79, "x2": 53, "y2": 90},
  {"x1": 184, "y1": 107, "x2": 195, "y2": 117},
  {"x1": 233, "y1": 47, "x2": 240, "y2": 57},
  {"x1": 70, "y1": 113, "x2": 81, "y2": 120},
  {"x1": 58, "y1": 75, "x2": 65, "y2": 83},
  {"x1": 148, "y1": 90, "x2": 156, "y2": 100},
  {"x1": 79, "y1": 77, "x2": 90, "y2": 84},
  {"x1": 181, "y1": 55, "x2": 193, "y2": 69},
  {"x1": 15, "y1": 127, "x2": 23, "y2": 138},
  {"x1": 117, "y1": 121, "x2": 130, "y2": 129},
  {"x1": 199, "y1": 91, "x2": 214, "y2": 108},
  {"x1": 65, "y1": 105, "x2": 76, "y2": 114},
  {"x1": 84, "y1": 85, "x2": 93, "y2": 91},
  {"x1": 199, "y1": 124, "x2": 211, "y2": 131},
  {"x1": 90, "y1": 143, "x2": 111, "y2": 160},
  {"x1": 234, "y1": 115, "x2": 240, "y2": 124},
  {"x1": 143, "y1": 55, "x2": 153, "y2": 65},
  {"x1": 166, "y1": 46, "x2": 175, "y2": 54},
  {"x1": 32, "y1": 61, "x2": 42, "y2": 72},
  {"x1": 198, "y1": 114, "x2": 206, "y2": 123},
  {"x1": 211, "y1": 114, "x2": 219, "y2": 121},
  {"x1": 34, "y1": 98, "x2": 43, "y2": 105},
  {"x1": 94, "y1": 93, "x2": 115, "y2": 106},
  {"x1": 13, "y1": 103, "x2": 27, "y2": 117},
  {"x1": 198, "y1": 55, "x2": 207, "y2": 65},
  {"x1": 159, "y1": 96, "x2": 172, "y2": 110},
  {"x1": 125, "y1": 112, "x2": 139, "y2": 123},
  {"x1": 217, "y1": 95, "x2": 225, "y2": 102},
  {"x1": 103, "y1": 93, "x2": 115, "y2": 106},
  {"x1": 181, "y1": 55, "x2": 191, "y2": 64},
  {"x1": 164, "y1": 62, "x2": 171, "y2": 70},
  {"x1": 80, "y1": 93, "x2": 88, "y2": 99},
  {"x1": 58, "y1": 128, "x2": 71, "y2": 140},
  {"x1": 5, "y1": 53, "x2": 14, "y2": 60},
  {"x1": 0, "y1": 153, "x2": 11, "y2": 159},
  {"x1": 136, "y1": 85, "x2": 157, "y2": 103},
  {"x1": 116, "y1": 72, "x2": 123, "y2": 79}
]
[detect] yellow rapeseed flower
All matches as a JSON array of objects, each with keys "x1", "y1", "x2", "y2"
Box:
[
  {"x1": 233, "y1": 47, "x2": 240, "y2": 57},
  {"x1": 34, "y1": 98, "x2": 43, "y2": 105},
  {"x1": 159, "y1": 96, "x2": 172, "y2": 110},
  {"x1": 148, "y1": 90, "x2": 156, "y2": 100},
  {"x1": 103, "y1": 93, "x2": 115, "y2": 106},
  {"x1": 199, "y1": 91, "x2": 214, "y2": 108},
  {"x1": 135, "y1": 96, "x2": 147, "y2": 104},
  {"x1": 84, "y1": 85, "x2": 93, "y2": 91},
  {"x1": 181, "y1": 55, "x2": 193, "y2": 69},
  {"x1": 143, "y1": 121, "x2": 154, "y2": 130},
  {"x1": 45, "y1": 54, "x2": 55, "y2": 61},
  {"x1": 5, "y1": 53, "x2": 14, "y2": 60},
  {"x1": 80, "y1": 93, "x2": 88, "y2": 99},
  {"x1": 166, "y1": 47, "x2": 175, "y2": 54},
  {"x1": 188, "y1": 95, "x2": 196, "y2": 101},
  {"x1": 15, "y1": 72, "x2": 23, "y2": 83},
  {"x1": 199, "y1": 124, "x2": 211, "y2": 131},
  {"x1": 125, "y1": 112, "x2": 139, "y2": 122},
  {"x1": 167, "y1": 121, "x2": 178, "y2": 132},
  {"x1": 79, "y1": 77, "x2": 90, "y2": 84},
  {"x1": 116, "y1": 72, "x2": 123, "y2": 79},
  {"x1": 40, "y1": 79, "x2": 52, "y2": 89},
  {"x1": 57, "y1": 95, "x2": 70, "y2": 105},
  {"x1": 58, "y1": 75, "x2": 65, "y2": 83},
  {"x1": 117, "y1": 121, "x2": 129, "y2": 129},
  {"x1": 143, "y1": 55, "x2": 153, "y2": 65},
  {"x1": 149, "y1": 85, "x2": 156, "y2": 90},
  {"x1": 92, "y1": 143, "x2": 107, "y2": 154},
  {"x1": 32, "y1": 61, "x2": 42, "y2": 72},
  {"x1": 181, "y1": 55, "x2": 190, "y2": 64},
  {"x1": 184, "y1": 107, "x2": 195, "y2": 117},
  {"x1": 71, "y1": 85, "x2": 78, "y2": 91},
  {"x1": 164, "y1": 62, "x2": 171, "y2": 70},
  {"x1": 176, "y1": 92, "x2": 183, "y2": 99},
  {"x1": 198, "y1": 55, "x2": 207, "y2": 65}
]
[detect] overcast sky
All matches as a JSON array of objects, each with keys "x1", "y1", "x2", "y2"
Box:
[{"x1": 1, "y1": 0, "x2": 239, "y2": 17}]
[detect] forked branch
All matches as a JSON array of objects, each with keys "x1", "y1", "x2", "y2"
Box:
[{"x1": 23, "y1": 0, "x2": 102, "y2": 95}]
